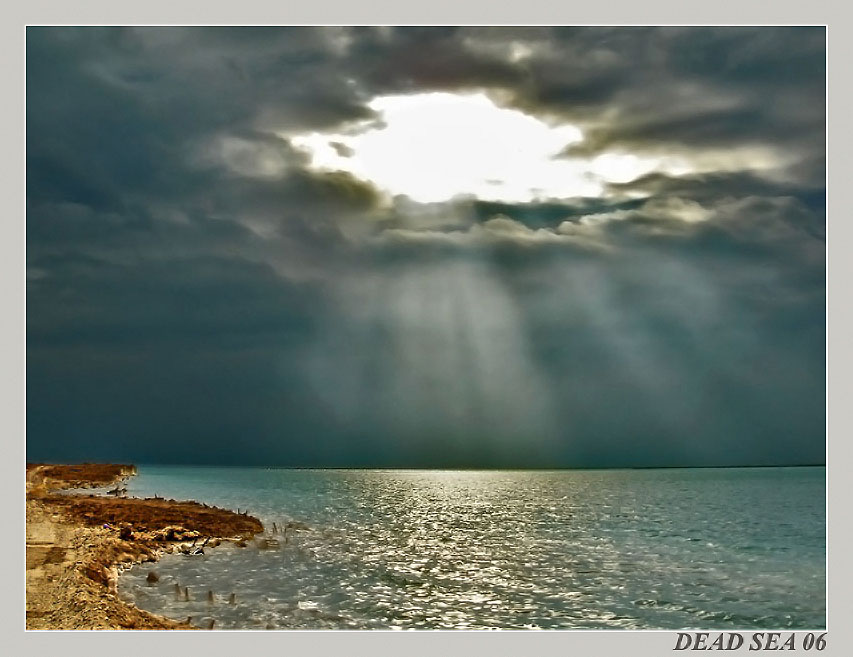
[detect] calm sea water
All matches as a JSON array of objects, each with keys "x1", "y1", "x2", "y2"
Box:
[{"x1": 117, "y1": 466, "x2": 825, "y2": 630}]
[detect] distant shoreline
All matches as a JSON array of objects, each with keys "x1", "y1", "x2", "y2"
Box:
[{"x1": 26, "y1": 463, "x2": 263, "y2": 630}]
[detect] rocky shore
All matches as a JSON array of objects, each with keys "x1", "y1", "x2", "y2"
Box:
[{"x1": 26, "y1": 464, "x2": 263, "y2": 630}]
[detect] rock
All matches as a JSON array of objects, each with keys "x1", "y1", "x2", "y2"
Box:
[
  {"x1": 82, "y1": 562, "x2": 109, "y2": 585},
  {"x1": 117, "y1": 550, "x2": 137, "y2": 564},
  {"x1": 146, "y1": 571, "x2": 160, "y2": 584},
  {"x1": 177, "y1": 530, "x2": 200, "y2": 541},
  {"x1": 106, "y1": 568, "x2": 119, "y2": 596},
  {"x1": 156, "y1": 525, "x2": 194, "y2": 541}
]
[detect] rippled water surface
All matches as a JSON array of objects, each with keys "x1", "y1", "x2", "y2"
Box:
[{"x1": 117, "y1": 466, "x2": 825, "y2": 630}]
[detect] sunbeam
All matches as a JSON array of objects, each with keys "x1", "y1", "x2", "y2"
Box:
[{"x1": 304, "y1": 258, "x2": 558, "y2": 465}]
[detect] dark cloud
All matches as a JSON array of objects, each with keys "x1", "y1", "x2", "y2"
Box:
[
  {"x1": 607, "y1": 168, "x2": 825, "y2": 208},
  {"x1": 525, "y1": 27, "x2": 825, "y2": 160},
  {"x1": 26, "y1": 27, "x2": 825, "y2": 468}
]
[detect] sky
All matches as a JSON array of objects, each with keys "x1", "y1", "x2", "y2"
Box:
[{"x1": 26, "y1": 27, "x2": 825, "y2": 468}]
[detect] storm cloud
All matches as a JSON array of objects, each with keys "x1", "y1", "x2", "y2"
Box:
[{"x1": 26, "y1": 27, "x2": 825, "y2": 468}]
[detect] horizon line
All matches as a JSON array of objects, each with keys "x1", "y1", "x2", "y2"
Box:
[{"x1": 25, "y1": 460, "x2": 827, "y2": 471}]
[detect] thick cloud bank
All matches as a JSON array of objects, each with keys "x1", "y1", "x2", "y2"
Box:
[{"x1": 27, "y1": 27, "x2": 825, "y2": 467}]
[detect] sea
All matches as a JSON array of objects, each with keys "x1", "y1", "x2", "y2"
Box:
[{"x1": 116, "y1": 466, "x2": 825, "y2": 630}]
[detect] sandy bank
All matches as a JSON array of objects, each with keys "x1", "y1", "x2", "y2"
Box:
[
  {"x1": 27, "y1": 462, "x2": 137, "y2": 491},
  {"x1": 26, "y1": 464, "x2": 263, "y2": 630}
]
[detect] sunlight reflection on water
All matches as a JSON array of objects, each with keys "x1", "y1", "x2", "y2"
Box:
[{"x1": 118, "y1": 467, "x2": 825, "y2": 630}]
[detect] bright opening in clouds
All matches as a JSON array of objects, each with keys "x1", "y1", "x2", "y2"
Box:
[{"x1": 289, "y1": 92, "x2": 686, "y2": 203}]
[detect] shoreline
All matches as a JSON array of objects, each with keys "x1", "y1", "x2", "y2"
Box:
[{"x1": 26, "y1": 464, "x2": 263, "y2": 630}]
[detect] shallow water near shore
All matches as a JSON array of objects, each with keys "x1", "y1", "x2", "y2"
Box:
[{"x1": 117, "y1": 466, "x2": 825, "y2": 630}]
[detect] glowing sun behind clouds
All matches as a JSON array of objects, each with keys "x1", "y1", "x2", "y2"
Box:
[{"x1": 288, "y1": 92, "x2": 687, "y2": 204}]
